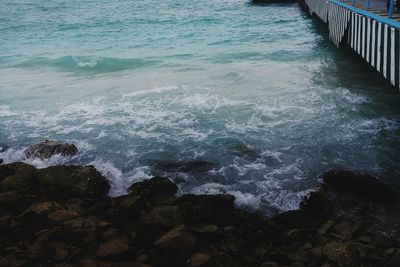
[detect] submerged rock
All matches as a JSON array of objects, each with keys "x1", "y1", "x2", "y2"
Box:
[
  {"x1": 154, "y1": 160, "x2": 216, "y2": 173},
  {"x1": 24, "y1": 140, "x2": 78, "y2": 159}
]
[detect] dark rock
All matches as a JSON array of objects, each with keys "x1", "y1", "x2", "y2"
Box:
[
  {"x1": 24, "y1": 140, "x2": 78, "y2": 159},
  {"x1": 154, "y1": 160, "x2": 215, "y2": 173},
  {"x1": 21, "y1": 201, "x2": 62, "y2": 216},
  {"x1": 1, "y1": 162, "x2": 400, "y2": 267},
  {"x1": 0, "y1": 159, "x2": 3, "y2": 164},
  {"x1": 300, "y1": 189, "x2": 335, "y2": 216},
  {"x1": 189, "y1": 223, "x2": 220, "y2": 235},
  {"x1": 322, "y1": 169, "x2": 397, "y2": 202},
  {"x1": 0, "y1": 162, "x2": 37, "y2": 192},
  {"x1": 188, "y1": 252, "x2": 212, "y2": 267},
  {"x1": 48, "y1": 210, "x2": 78, "y2": 221},
  {"x1": 36, "y1": 165, "x2": 109, "y2": 198},
  {"x1": 154, "y1": 224, "x2": 196, "y2": 253},
  {"x1": 177, "y1": 194, "x2": 236, "y2": 225},
  {"x1": 129, "y1": 176, "x2": 177, "y2": 198},
  {"x1": 96, "y1": 238, "x2": 130, "y2": 258},
  {"x1": 322, "y1": 241, "x2": 360, "y2": 267},
  {"x1": 139, "y1": 205, "x2": 184, "y2": 227},
  {"x1": 63, "y1": 216, "x2": 110, "y2": 229}
]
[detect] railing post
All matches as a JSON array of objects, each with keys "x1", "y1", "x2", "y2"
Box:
[
  {"x1": 366, "y1": 0, "x2": 371, "y2": 10},
  {"x1": 389, "y1": 0, "x2": 395, "y2": 18}
]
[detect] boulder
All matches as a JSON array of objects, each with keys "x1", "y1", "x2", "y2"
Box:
[
  {"x1": 0, "y1": 162, "x2": 37, "y2": 192},
  {"x1": 139, "y1": 205, "x2": 184, "y2": 227},
  {"x1": 96, "y1": 238, "x2": 130, "y2": 258},
  {"x1": 24, "y1": 140, "x2": 78, "y2": 159},
  {"x1": 36, "y1": 165, "x2": 109, "y2": 198},
  {"x1": 129, "y1": 176, "x2": 177, "y2": 198},
  {"x1": 322, "y1": 241, "x2": 360, "y2": 267},
  {"x1": 48, "y1": 210, "x2": 78, "y2": 221},
  {"x1": 154, "y1": 224, "x2": 196, "y2": 253},
  {"x1": 21, "y1": 201, "x2": 62, "y2": 216},
  {"x1": 188, "y1": 252, "x2": 212, "y2": 267},
  {"x1": 177, "y1": 194, "x2": 236, "y2": 225},
  {"x1": 322, "y1": 169, "x2": 397, "y2": 202},
  {"x1": 300, "y1": 189, "x2": 335, "y2": 216},
  {"x1": 154, "y1": 160, "x2": 215, "y2": 173}
]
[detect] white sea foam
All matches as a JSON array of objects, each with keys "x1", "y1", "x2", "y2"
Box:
[
  {"x1": 0, "y1": 147, "x2": 77, "y2": 169},
  {"x1": 0, "y1": 105, "x2": 16, "y2": 117},
  {"x1": 89, "y1": 158, "x2": 152, "y2": 197}
]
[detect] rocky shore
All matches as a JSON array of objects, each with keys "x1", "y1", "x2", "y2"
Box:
[{"x1": 0, "y1": 142, "x2": 400, "y2": 266}]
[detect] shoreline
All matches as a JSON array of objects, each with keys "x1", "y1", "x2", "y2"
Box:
[{"x1": 1, "y1": 160, "x2": 400, "y2": 266}]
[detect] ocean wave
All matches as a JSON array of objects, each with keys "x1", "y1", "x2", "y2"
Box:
[
  {"x1": 11, "y1": 56, "x2": 161, "y2": 74},
  {"x1": 0, "y1": 147, "x2": 77, "y2": 169}
]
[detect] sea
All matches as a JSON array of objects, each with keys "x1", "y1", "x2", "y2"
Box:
[{"x1": 1, "y1": 0, "x2": 400, "y2": 215}]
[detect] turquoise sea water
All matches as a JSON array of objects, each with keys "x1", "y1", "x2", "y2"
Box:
[{"x1": 1, "y1": 0, "x2": 400, "y2": 214}]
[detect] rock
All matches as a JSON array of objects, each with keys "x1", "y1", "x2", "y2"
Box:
[
  {"x1": 317, "y1": 220, "x2": 334, "y2": 236},
  {"x1": 24, "y1": 140, "x2": 78, "y2": 159},
  {"x1": 188, "y1": 252, "x2": 212, "y2": 267},
  {"x1": 139, "y1": 205, "x2": 184, "y2": 227},
  {"x1": 300, "y1": 189, "x2": 335, "y2": 216},
  {"x1": 322, "y1": 241, "x2": 360, "y2": 267},
  {"x1": 177, "y1": 194, "x2": 236, "y2": 225},
  {"x1": 0, "y1": 158, "x2": 3, "y2": 164},
  {"x1": 322, "y1": 169, "x2": 397, "y2": 202},
  {"x1": 260, "y1": 262, "x2": 279, "y2": 267},
  {"x1": 48, "y1": 210, "x2": 78, "y2": 221},
  {"x1": 102, "y1": 228, "x2": 120, "y2": 239},
  {"x1": 63, "y1": 216, "x2": 110, "y2": 229},
  {"x1": 36, "y1": 165, "x2": 109, "y2": 198},
  {"x1": 129, "y1": 176, "x2": 177, "y2": 198},
  {"x1": 154, "y1": 224, "x2": 196, "y2": 253},
  {"x1": 0, "y1": 162, "x2": 37, "y2": 192},
  {"x1": 21, "y1": 201, "x2": 62, "y2": 216},
  {"x1": 81, "y1": 259, "x2": 114, "y2": 267},
  {"x1": 154, "y1": 160, "x2": 215, "y2": 173},
  {"x1": 96, "y1": 238, "x2": 130, "y2": 258},
  {"x1": 190, "y1": 223, "x2": 220, "y2": 235},
  {"x1": 47, "y1": 242, "x2": 69, "y2": 262}
]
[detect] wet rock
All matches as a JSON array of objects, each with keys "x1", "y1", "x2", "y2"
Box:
[
  {"x1": 188, "y1": 252, "x2": 212, "y2": 267},
  {"x1": 154, "y1": 224, "x2": 196, "y2": 253},
  {"x1": 24, "y1": 140, "x2": 78, "y2": 159},
  {"x1": 317, "y1": 220, "x2": 334, "y2": 236},
  {"x1": 322, "y1": 241, "x2": 360, "y2": 267},
  {"x1": 154, "y1": 160, "x2": 216, "y2": 173},
  {"x1": 177, "y1": 194, "x2": 236, "y2": 225},
  {"x1": 21, "y1": 201, "x2": 62, "y2": 216},
  {"x1": 96, "y1": 238, "x2": 130, "y2": 258},
  {"x1": 0, "y1": 162, "x2": 37, "y2": 192},
  {"x1": 189, "y1": 223, "x2": 220, "y2": 235},
  {"x1": 48, "y1": 210, "x2": 78, "y2": 221},
  {"x1": 300, "y1": 189, "x2": 335, "y2": 216},
  {"x1": 323, "y1": 169, "x2": 397, "y2": 202},
  {"x1": 63, "y1": 216, "x2": 110, "y2": 229},
  {"x1": 47, "y1": 242, "x2": 69, "y2": 262},
  {"x1": 36, "y1": 165, "x2": 109, "y2": 198},
  {"x1": 129, "y1": 176, "x2": 177, "y2": 198},
  {"x1": 139, "y1": 205, "x2": 184, "y2": 227}
]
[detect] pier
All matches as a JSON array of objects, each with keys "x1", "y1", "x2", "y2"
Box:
[{"x1": 303, "y1": 0, "x2": 400, "y2": 89}]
